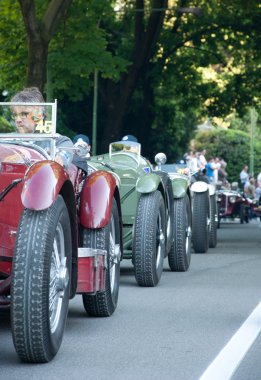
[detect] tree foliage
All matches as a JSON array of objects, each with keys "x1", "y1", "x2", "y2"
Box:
[{"x1": 0, "y1": 0, "x2": 260, "y2": 156}]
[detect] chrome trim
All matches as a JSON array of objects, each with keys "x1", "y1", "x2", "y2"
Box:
[{"x1": 78, "y1": 247, "x2": 106, "y2": 258}]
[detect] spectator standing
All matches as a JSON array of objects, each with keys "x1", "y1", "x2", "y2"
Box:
[
  {"x1": 257, "y1": 172, "x2": 261, "y2": 188},
  {"x1": 217, "y1": 157, "x2": 228, "y2": 185},
  {"x1": 199, "y1": 149, "x2": 207, "y2": 171},
  {"x1": 239, "y1": 165, "x2": 249, "y2": 189},
  {"x1": 214, "y1": 157, "x2": 221, "y2": 183},
  {"x1": 187, "y1": 151, "x2": 199, "y2": 173},
  {"x1": 244, "y1": 176, "x2": 256, "y2": 198},
  {"x1": 205, "y1": 157, "x2": 215, "y2": 183}
]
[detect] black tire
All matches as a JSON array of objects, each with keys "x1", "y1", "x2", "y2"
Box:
[
  {"x1": 209, "y1": 195, "x2": 218, "y2": 248},
  {"x1": 192, "y1": 191, "x2": 209, "y2": 253},
  {"x1": 240, "y1": 203, "x2": 245, "y2": 224},
  {"x1": 11, "y1": 195, "x2": 72, "y2": 363},
  {"x1": 156, "y1": 172, "x2": 174, "y2": 255},
  {"x1": 244, "y1": 205, "x2": 249, "y2": 223},
  {"x1": 133, "y1": 190, "x2": 166, "y2": 287},
  {"x1": 168, "y1": 194, "x2": 192, "y2": 271},
  {"x1": 217, "y1": 203, "x2": 221, "y2": 228},
  {"x1": 82, "y1": 199, "x2": 121, "y2": 317}
]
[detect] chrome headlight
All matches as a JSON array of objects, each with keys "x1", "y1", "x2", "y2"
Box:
[{"x1": 229, "y1": 196, "x2": 236, "y2": 203}]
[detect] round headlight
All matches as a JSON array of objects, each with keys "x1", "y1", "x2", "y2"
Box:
[{"x1": 229, "y1": 196, "x2": 236, "y2": 203}]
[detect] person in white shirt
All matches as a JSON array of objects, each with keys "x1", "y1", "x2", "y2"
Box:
[
  {"x1": 187, "y1": 151, "x2": 199, "y2": 172},
  {"x1": 239, "y1": 165, "x2": 249, "y2": 188},
  {"x1": 198, "y1": 149, "x2": 207, "y2": 171}
]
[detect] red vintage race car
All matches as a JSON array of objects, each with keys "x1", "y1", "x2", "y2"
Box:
[
  {"x1": 0, "y1": 101, "x2": 122, "y2": 363},
  {"x1": 216, "y1": 182, "x2": 249, "y2": 226}
]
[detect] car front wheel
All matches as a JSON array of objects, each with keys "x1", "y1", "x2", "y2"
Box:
[
  {"x1": 11, "y1": 195, "x2": 71, "y2": 363},
  {"x1": 168, "y1": 194, "x2": 192, "y2": 271},
  {"x1": 133, "y1": 190, "x2": 166, "y2": 287}
]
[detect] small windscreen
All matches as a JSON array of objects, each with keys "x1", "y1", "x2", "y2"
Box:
[{"x1": 109, "y1": 141, "x2": 141, "y2": 157}]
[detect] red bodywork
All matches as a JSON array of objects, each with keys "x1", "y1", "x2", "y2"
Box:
[
  {"x1": 0, "y1": 143, "x2": 118, "y2": 306},
  {"x1": 77, "y1": 255, "x2": 106, "y2": 293},
  {"x1": 80, "y1": 170, "x2": 116, "y2": 228}
]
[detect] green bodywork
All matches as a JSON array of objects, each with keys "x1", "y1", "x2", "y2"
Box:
[
  {"x1": 171, "y1": 176, "x2": 189, "y2": 198},
  {"x1": 89, "y1": 142, "x2": 163, "y2": 259}
]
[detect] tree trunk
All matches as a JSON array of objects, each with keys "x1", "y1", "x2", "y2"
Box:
[
  {"x1": 100, "y1": 0, "x2": 167, "y2": 152},
  {"x1": 27, "y1": 38, "x2": 49, "y2": 92},
  {"x1": 18, "y1": 0, "x2": 72, "y2": 93}
]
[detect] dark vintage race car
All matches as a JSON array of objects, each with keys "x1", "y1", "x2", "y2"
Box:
[
  {"x1": 88, "y1": 142, "x2": 191, "y2": 287},
  {"x1": 216, "y1": 182, "x2": 250, "y2": 226},
  {"x1": 0, "y1": 101, "x2": 122, "y2": 363},
  {"x1": 160, "y1": 164, "x2": 218, "y2": 253}
]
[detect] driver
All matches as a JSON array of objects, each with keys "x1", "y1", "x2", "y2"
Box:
[
  {"x1": 11, "y1": 94, "x2": 45, "y2": 134},
  {"x1": 11, "y1": 87, "x2": 74, "y2": 169}
]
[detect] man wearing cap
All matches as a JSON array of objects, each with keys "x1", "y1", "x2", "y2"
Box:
[
  {"x1": 121, "y1": 135, "x2": 138, "y2": 143},
  {"x1": 73, "y1": 134, "x2": 91, "y2": 159}
]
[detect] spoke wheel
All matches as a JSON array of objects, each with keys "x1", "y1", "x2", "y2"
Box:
[
  {"x1": 11, "y1": 196, "x2": 71, "y2": 363},
  {"x1": 82, "y1": 199, "x2": 121, "y2": 317}
]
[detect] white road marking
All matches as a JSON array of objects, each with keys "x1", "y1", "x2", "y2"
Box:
[{"x1": 199, "y1": 302, "x2": 261, "y2": 380}]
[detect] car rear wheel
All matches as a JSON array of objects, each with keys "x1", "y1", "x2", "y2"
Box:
[
  {"x1": 133, "y1": 190, "x2": 166, "y2": 287},
  {"x1": 11, "y1": 195, "x2": 71, "y2": 363},
  {"x1": 192, "y1": 191, "x2": 209, "y2": 253},
  {"x1": 168, "y1": 194, "x2": 192, "y2": 271},
  {"x1": 82, "y1": 199, "x2": 121, "y2": 317},
  {"x1": 209, "y1": 195, "x2": 218, "y2": 248}
]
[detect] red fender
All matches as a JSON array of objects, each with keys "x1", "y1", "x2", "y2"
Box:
[
  {"x1": 21, "y1": 161, "x2": 69, "y2": 210},
  {"x1": 80, "y1": 171, "x2": 117, "y2": 229}
]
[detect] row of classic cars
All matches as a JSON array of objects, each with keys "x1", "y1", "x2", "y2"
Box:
[{"x1": 0, "y1": 100, "x2": 218, "y2": 363}]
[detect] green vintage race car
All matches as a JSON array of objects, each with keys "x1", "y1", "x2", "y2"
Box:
[
  {"x1": 160, "y1": 163, "x2": 218, "y2": 253},
  {"x1": 88, "y1": 141, "x2": 191, "y2": 287}
]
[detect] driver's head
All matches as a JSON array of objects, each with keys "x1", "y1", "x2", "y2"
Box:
[
  {"x1": 121, "y1": 134, "x2": 138, "y2": 143},
  {"x1": 11, "y1": 87, "x2": 45, "y2": 133}
]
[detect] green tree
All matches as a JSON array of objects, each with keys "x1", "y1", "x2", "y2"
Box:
[
  {"x1": 0, "y1": 0, "x2": 74, "y2": 92},
  {"x1": 0, "y1": 0, "x2": 260, "y2": 155}
]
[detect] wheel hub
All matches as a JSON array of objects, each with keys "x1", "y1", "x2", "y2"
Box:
[
  {"x1": 112, "y1": 243, "x2": 121, "y2": 264},
  {"x1": 57, "y1": 257, "x2": 69, "y2": 295},
  {"x1": 159, "y1": 228, "x2": 165, "y2": 248}
]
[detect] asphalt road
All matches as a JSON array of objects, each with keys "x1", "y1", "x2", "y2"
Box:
[{"x1": 1, "y1": 219, "x2": 261, "y2": 380}]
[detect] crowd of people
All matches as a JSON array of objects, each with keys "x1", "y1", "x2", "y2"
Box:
[
  {"x1": 185, "y1": 149, "x2": 228, "y2": 185},
  {"x1": 185, "y1": 149, "x2": 261, "y2": 205},
  {"x1": 240, "y1": 165, "x2": 261, "y2": 201}
]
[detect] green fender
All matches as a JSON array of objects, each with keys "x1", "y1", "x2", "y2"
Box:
[
  {"x1": 171, "y1": 177, "x2": 189, "y2": 198},
  {"x1": 136, "y1": 173, "x2": 161, "y2": 194}
]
